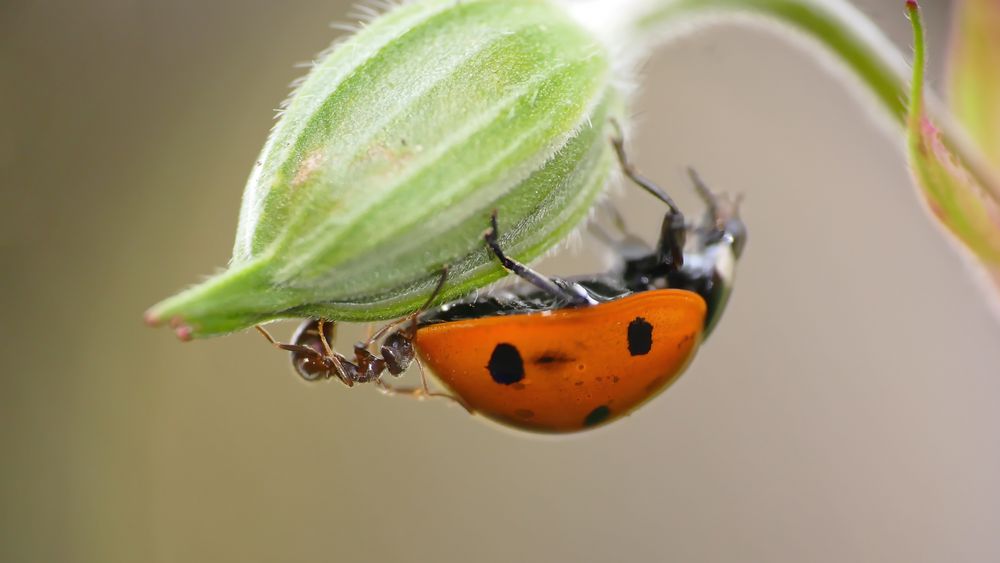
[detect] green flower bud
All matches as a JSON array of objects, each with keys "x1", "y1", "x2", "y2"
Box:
[{"x1": 147, "y1": 0, "x2": 623, "y2": 339}]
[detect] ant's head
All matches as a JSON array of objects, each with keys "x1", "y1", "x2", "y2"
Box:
[{"x1": 380, "y1": 330, "x2": 415, "y2": 376}]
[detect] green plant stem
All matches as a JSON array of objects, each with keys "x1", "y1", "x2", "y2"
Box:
[
  {"x1": 906, "y1": 1, "x2": 925, "y2": 130},
  {"x1": 580, "y1": 0, "x2": 1000, "y2": 202}
]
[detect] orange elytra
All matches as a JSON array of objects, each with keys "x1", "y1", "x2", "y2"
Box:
[{"x1": 414, "y1": 289, "x2": 706, "y2": 432}]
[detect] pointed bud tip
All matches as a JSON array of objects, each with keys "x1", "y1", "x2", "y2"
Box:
[
  {"x1": 174, "y1": 324, "x2": 194, "y2": 342},
  {"x1": 906, "y1": 1, "x2": 918, "y2": 12},
  {"x1": 163, "y1": 315, "x2": 195, "y2": 341},
  {"x1": 143, "y1": 309, "x2": 162, "y2": 327}
]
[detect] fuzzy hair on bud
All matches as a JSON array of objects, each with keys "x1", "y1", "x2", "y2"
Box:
[{"x1": 148, "y1": 0, "x2": 624, "y2": 338}]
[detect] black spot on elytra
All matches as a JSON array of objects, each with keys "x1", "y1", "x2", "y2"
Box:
[
  {"x1": 487, "y1": 343, "x2": 524, "y2": 385},
  {"x1": 583, "y1": 405, "x2": 611, "y2": 427},
  {"x1": 627, "y1": 317, "x2": 653, "y2": 356}
]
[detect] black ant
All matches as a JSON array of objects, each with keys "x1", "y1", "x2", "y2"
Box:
[{"x1": 255, "y1": 270, "x2": 467, "y2": 408}]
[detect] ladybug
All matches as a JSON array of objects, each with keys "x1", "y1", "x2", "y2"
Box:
[{"x1": 257, "y1": 133, "x2": 746, "y2": 433}]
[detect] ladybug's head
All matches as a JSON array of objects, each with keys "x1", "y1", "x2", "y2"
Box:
[
  {"x1": 681, "y1": 170, "x2": 747, "y2": 338},
  {"x1": 688, "y1": 169, "x2": 747, "y2": 259},
  {"x1": 708, "y1": 192, "x2": 747, "y2": 259}
]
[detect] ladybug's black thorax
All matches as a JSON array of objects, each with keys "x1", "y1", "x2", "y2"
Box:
[
  {"x1": 619, "y1": 241, "x2": 735, "y2": 337},
  {"x1": 418, "y1": 278, "x2": 628, "y2": 325}
]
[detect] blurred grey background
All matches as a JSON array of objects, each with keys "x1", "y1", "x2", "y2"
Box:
[{"x1": 5, "y1": 1, "x2": 1000, "y2": 562}]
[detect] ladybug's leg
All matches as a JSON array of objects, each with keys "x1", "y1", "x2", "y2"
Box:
[
  {"x1": 610, "y1": 125, "x2": 687, "y2": 272},
  {"x1": 485, "y1": 211, "x2": 595, "y2": 306},
  {"x1": 610, "y1": 130, "x2": 682, "y2": 213},
  {"x1": 588, "y1": 201, "x2": 634, "y2": 247},
  {"x1": 595, "y1": 200, "x2": 631, "y2": 239},
  {"x1": 588, "y1": 200, "x2": 658, "y2": 279},
  {"x1": 686, "y1": 167, "x2": 745, "y2": 229},
  {"x1": 687, "y1": 167, "x2": 719, "y2": 216}
]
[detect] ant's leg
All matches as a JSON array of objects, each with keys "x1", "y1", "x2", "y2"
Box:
[
  {"x1": 256, "y1": 324, "x2": 353, "y2": 384},
  {"x1": 359, "y1": 267, "x2": 450, "y2": 352},
  {"x1": 400, "y1": 267, "x2": 449, "y2": 336},
  {"x1": 414, "y1": 357, "x2": 472, "y2": 413},
  {"x1": 374, "y1": 378, "x2": 471, "y2": 412},
  {"x1": 375, "y1": 362, "x2": 473, "y2": 414},
  {"x1": 254, "y1": 325, "x2": 323, "y2": 358},
  {"x1": 360, "y1": 271, "x2": 465, "y2": 413},
  {"x1": 316, "y1": 319, "x2": 334, "y2": 357},
  {"x1": 609, "y1": 122, "x2": 686, "y2": 271},
  {"x1": 484, "y1": 212, "x2": 592, "y2": 305},
  {"x1": 362, "y1": 323, "x2": 377, "y2": 352},
  {"x1": 359, "y1": 318, "x2": 409, "y2": 352},
  {"x1": 326, "y1": 353, "x2": 359, "y2": 387}
]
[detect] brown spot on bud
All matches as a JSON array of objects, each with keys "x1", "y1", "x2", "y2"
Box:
[{"x1": 292, "y1": 150, "x2": 325, "y2": 187}]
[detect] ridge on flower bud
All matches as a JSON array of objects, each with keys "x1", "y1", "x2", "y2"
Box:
[{"x1": 147, "y1": 0, "x2": 625, "y2": 339}]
